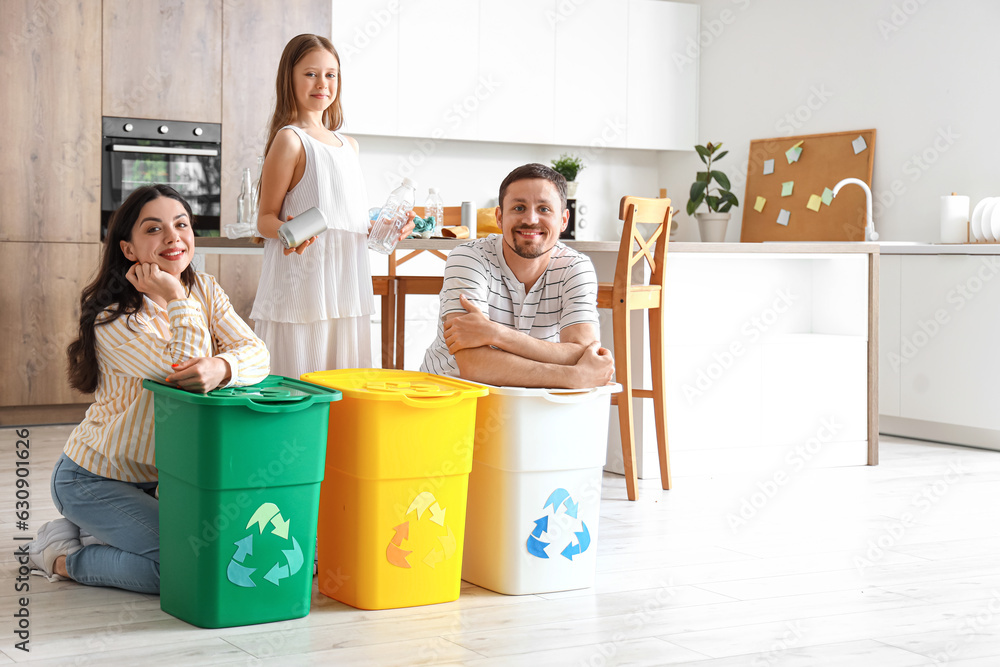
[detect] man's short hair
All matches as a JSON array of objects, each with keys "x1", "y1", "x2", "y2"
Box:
[{"x1": 498, "y1": 163, "x2": 568, "y2": 212}]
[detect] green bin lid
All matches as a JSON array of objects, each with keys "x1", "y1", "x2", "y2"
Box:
[{"x1": 142, "y1": 374, "x2": 342, "y2": 407}]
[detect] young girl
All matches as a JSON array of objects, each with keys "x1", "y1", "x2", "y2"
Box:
[
  {"x1": 251, "y1": 33, "x2": 413, "y2": 377},
  {"x1": 27, "y1": 185, "x2": 269, "y2": 594}
]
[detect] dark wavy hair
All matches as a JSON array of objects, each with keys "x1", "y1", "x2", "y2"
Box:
[
  {"x1": 498, "y1": 163, "x2": 568, "y2": 212},
  {"x1": 67, "y1": 185, "x2": 196, "y2": 393}
]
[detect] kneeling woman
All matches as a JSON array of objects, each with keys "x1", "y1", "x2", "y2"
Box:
[{"x1": 28, "y1": 184, "x2": 269, "y2": 593}]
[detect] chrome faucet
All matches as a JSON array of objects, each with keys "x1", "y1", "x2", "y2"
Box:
[{"x1": 832, "y1": 178, "x2": 878, "y2": 241}]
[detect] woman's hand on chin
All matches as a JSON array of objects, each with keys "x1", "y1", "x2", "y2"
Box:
[{"x1": 126, "y1": 262, "x2": 186, "y2": 303}]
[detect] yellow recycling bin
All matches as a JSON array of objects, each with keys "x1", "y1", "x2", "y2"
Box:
[{"x1": 299, "y1": 369, "x2": 488, "y2": 610}]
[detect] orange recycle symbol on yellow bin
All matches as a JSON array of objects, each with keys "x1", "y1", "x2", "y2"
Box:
[{"x1": 386, "y1": 491, "x2": 457, "y2": 569}]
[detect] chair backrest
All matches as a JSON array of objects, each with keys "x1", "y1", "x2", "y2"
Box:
[{"x1": 615, "y1": 196, "x2": 672, "y2": 294}]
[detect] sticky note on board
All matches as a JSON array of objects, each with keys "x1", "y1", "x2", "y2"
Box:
[
  {"x1": 777, "y1": 209, "x2": 790, "y2": 226},
  {"x1": 852, "y1": 135, "x2": 867, "y2": 154},
  {"x1": 763, "y1": 159, "x2": 775, "y2": 175},
  {"x1": 807, "y1": 194, "x2": 822, "y2": 211},
  {"x1": 754, "y1": 196, "x2": 766, "y2": 212},
  {"x1": 781, "y1": 181, "x2": 794, "y2": 197},
  {"x1": 785, "y1": 145, "x2": 803, "y2": 163},
  {"x1": 821, "y1": 187, "x2": 834, "y2": 205}
]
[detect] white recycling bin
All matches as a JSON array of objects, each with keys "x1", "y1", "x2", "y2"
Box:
[{"x1": 462, "y1": 383, "x2": 621, "y2": 595}]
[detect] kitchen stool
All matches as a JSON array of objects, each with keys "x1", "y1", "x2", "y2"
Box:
[{"x1": 596, "y1": 196, "x2": 673, "y2": 500}]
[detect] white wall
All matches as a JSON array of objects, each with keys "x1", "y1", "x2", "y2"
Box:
[
  {"x1": 353, "y1": 135, "x2": 662, "y2": 242},
  {"x1": 661, "y1": 0, "x2": 999, "y2": 243}
]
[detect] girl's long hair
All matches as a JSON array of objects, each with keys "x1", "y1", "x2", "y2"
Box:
[{"x1": 67, "y1": 185, "x2": 196, "y2": 393}]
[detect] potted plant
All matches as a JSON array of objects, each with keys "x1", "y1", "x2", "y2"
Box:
[
  {"x1": 687, "y1": 142, "x2": 739, "y2": 242},
  {"x1": 551, "y1": 153, "x2": 585, "y2": 198}
]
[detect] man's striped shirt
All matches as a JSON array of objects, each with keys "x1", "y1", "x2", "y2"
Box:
[{"x1": 420, "y1": 234, "x2": 599, "y2": 377}]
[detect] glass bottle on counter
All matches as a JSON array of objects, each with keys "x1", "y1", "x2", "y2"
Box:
[{"x1": 237, "y1": 167, "x2": 253, "y2": 226}]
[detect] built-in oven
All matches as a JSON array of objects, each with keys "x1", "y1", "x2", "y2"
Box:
[{"x1": 101, "y1": 116, "x2": 221, "y2": 239}]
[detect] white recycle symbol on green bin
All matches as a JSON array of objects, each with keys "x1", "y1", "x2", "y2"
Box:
[{"x1": 227, "y1": 502, "x2": 304, "y2": 588}]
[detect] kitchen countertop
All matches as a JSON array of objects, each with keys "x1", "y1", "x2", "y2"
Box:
[
  {"x1": 873, "y1": 242, "x2": 1000, "y2": 255},
  {"x1": 196, "y1": 237, "x2": 880, "y2": 255}
]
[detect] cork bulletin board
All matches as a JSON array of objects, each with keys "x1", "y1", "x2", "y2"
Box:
[{"x1": 740, "y1": 129, "x2": 876, "y2": 242}]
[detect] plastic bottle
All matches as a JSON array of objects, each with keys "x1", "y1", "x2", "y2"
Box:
[
  {"x1": 424, "y1": 187, "x2": 444, "y2": 236},
  {"x1": 367, "y1": 177, "x2": 416, "y2": 254}
]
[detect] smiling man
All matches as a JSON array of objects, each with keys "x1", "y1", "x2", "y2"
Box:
[{"x1": 420, "y1": 163, "x2": 614, "y2": 388}]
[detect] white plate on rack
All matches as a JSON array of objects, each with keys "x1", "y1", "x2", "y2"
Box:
[
  {"x1": 971, "y1": 197, "x2": 993, "y2": 242},
  {"x1": 980, "y1": 199, "x2": 999, "y2": 242},
  {"x1": 990, "y1": 201, "x2": 1000, "y2": 243}
]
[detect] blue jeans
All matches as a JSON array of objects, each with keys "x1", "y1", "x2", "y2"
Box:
[{"x1": 50, "y1": 453, "x2": 160, "y2": 594}]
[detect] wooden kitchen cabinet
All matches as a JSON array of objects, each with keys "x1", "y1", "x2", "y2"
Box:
[
  {"x1": 221, "y1": 0, "x2": 332, "y2": 236},
  {"x1": 215, "y1": 254, "x2": 264, "y2": 325},
  {"x1": 0, "y1": 242, "x2": 99, "y2": 407},
  {"x1": 0, "y1": 0, "x2": 101, "y2": 244},
  {"x1": 103, "y1": 0, "x2": 223, "y2": 122}
]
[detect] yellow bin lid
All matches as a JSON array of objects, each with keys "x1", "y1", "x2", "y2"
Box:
[{"x1": 299, "y1": 369, "x2": 487, "y2": 409}]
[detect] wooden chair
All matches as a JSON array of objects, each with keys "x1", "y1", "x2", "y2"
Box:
[
  {"x1": 380, "y1": 205, "x2": 461, "y2": 368},
  {"x1": 596, "y1": 196, "x2": 673, "y2": 501}
]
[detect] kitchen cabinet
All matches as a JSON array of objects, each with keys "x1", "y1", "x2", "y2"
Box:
[
  {"x1": 879, "y1": 254, "x2": 901, "y2": 416},
  {"x1": 397, "y1": 0, "x2": 480, "y2": 141},
  {"x1": 331, "y1": 0, "x2": 698, "y2": 149},
  {"x1": 221, "y1": 0, "x2": 332, "y2": 237},
  {"x1": 0, "y1": 0, "x2": 101, "y2": 244},
  {"x1": 216, "y1": 254, "x2": 264, "y2": 325},
  {"x1": 477, "y1": 0, "x2": 556, "y2": 145},
  {"x1": 0, "y1": 242, "x2": 99, "y2": 407},
  {"x1": 626, "y1": 0, "x2": 699, "y2": 150},
  {"x1": 103, "y1": 0, "x2": 223, "y2": 122},
  {"x1": 554, "y1": 0, "x2": 628, "y2": 149},
  {"x1": 880, "y1": 247, "x2": 1000, "y2": 450},
  {"x1": 332, "y1": 0, "x2": 400, "y2": 136},
  {"x1": 897, "y1": 254, "x2": 1000, "y2": 430}
]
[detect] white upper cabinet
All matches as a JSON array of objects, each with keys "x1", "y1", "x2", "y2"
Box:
[
  {"x1": 332, "y1": 0, "x2": 400, "y2": 136},
  {"x1": 477, "y1": 0, "x2": 556, "y2": 145},
  {"x1": 626, "y1": 0, "x2": 699, "y2": 149},
  {"x1": 554, "y1": 0, "x2": 628, "y2": 149},
  {"x1": 397, "y1": 0, "x2": 480, "y2": 140},
  {"x1": 332, "y1": 0, "x2": 698, "y2": 149}
]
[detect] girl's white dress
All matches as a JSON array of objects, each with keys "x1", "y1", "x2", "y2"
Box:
[{"x1": 251, "y1": 125, "x2": 374, "y2": 378}]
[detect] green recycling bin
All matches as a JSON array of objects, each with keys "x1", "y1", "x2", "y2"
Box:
[{"x1": 144, "y1": 375, "x2": 341, "y2": 628}]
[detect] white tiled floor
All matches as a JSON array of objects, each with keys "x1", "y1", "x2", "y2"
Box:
[{"x1": 2, "y1": 426, "x2": 1000, "y2": 665}]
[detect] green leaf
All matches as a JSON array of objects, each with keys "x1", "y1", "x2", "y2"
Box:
[
  {"x1": 689, "y1": 180, "x2": 707, "y2": 201},
  {"x1": 711, "y1": 171, "x2": 731, "y2": 190},
  {"x1": 695, "y1": 145, "x2": 710, "y2": 164},
  {"x1": 706, "y1": 195, "x2": 720, "y2": 210},
  {"x1": 686, "y1": 195, "x2": 703, "y2": 216},
  {"x1": 696, "y1": 171, "x2": 709, "y2": 182},
  {"x1": 719, "y1": 201, "x2": 733, "y2": 213},
  {"x1": 722, "y1": 190, "x2": 739, "y2": 207},
  {"x1": 706, "y1": 142, "x2": 715, "y2": 152},
  {"x1": 714, "y1": 150, "x2": 729, "y2": 162}
]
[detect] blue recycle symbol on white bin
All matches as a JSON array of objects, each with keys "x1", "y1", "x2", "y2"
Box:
[
  {"x1": 525, "y1": 488, "x2": 591, "y2": 561},
  {"x1": 226, "y1": 502, "x2": 304, "y2": 588}
]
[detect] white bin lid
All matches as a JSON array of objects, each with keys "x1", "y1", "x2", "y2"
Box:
[{"x1": 480, "y1": 383, "x2": 621, "y2": 404}]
